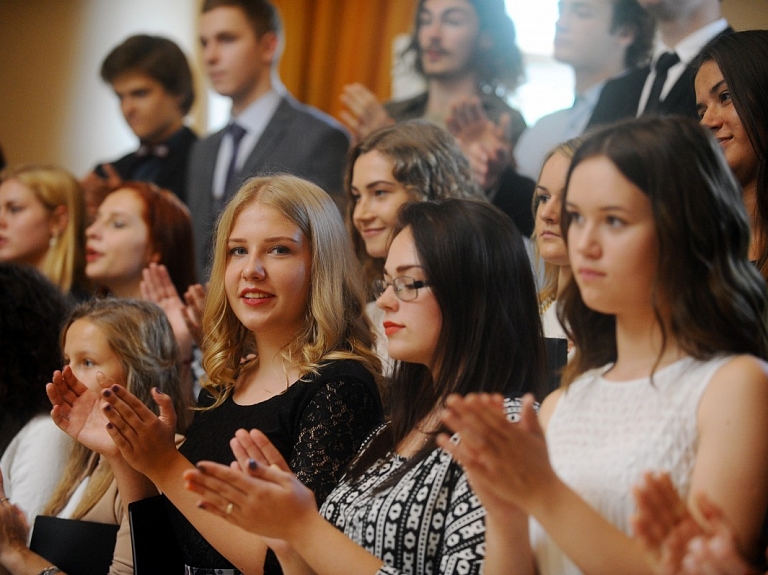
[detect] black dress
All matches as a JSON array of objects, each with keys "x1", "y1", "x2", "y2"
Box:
[{"x1": 169, "y1": 359, "x2": 384, "y2": 573}]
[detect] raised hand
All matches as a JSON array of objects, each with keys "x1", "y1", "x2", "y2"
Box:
[
  {"x1": 182, "y1": 282, "x2": 207, "y2": 349},
  {"x1": 631, "y1": 471, "x2": 700, "y2": 574},
  {"x1": 339, "y1": 83, "x2": 395, "y2": 144},
  {"x1": 47, "y1": 366, "x2": 121, "y2": 457},
  {"x1": 0, "y1": 470, "x2": 29, "y2": 558},
  {"x1": 101, "y1": 384, "x2": 178, "y2": 477},
  {"x1": 81, "y1": 163, "x2": 122, "y2": 219},
  {"x1": 680, "y1": 498, "x2": 762, "y2": 575},
  {"x1": 446, "y1": 96, "x2": 512, "y2": 190},
  {"x1": 140, "y1": 263, "x2": 194, "y2": 362}
]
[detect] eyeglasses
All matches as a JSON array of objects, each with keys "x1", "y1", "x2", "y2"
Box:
[{"x1": 372, "y1": 276, "x2": 431, "y2": 302}]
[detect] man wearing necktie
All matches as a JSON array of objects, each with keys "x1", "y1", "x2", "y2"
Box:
[
  {"x1": 515, "y1": 0, "x2": 654, "y2": 181},
  {"x1": 587, "y1": 0, "x2": 733, "y2": 127},
  {"x1": 187, "y1": 0, "x2": 350, "y2": 280},
  {"x1": 81, "y1": 35, "x2": 198, "y2": 218}
]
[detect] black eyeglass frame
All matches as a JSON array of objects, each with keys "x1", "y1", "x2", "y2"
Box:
[{"x1": 372, "y1": 276, "x2": 431, "y2": 301}]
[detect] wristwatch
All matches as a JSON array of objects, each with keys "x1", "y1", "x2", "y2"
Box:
[{"x1": 38, "y1": 568, "x2": 62, "y2": 575}]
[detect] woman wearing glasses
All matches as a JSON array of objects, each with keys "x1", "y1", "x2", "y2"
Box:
[
  {"x1": 181, "y1": 198, "x2": 546, "y2": 575},
  {"x1": 346, "y1": 120, "x2": 487, "y2": 372}
]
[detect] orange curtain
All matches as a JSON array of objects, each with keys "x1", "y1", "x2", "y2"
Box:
[{"x1": 272, "y1": 0, "x2": 417, "y2": 122}]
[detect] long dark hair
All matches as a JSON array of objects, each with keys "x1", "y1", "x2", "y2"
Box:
[
  {"x1": 0, "y1": 264, "x2": 68, "y2": 456},
  {"x1": 346, "y1": 198, "x2": 545, "y2": 481},
  {"x1": 559, "y1": 116, "x2": 768, "y2": 385},
  {"x1": 693, "y1": 30, "x2": 768, "y2": 282},
  {"x1": 405, "y1": 0, "x2": 525, "y2": 94}
]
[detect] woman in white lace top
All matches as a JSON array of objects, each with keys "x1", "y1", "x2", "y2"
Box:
[{"x1": 439, "y1": 116, "x2": 768, "y2": 575}]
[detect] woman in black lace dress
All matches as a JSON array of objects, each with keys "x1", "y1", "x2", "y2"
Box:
[
  {"x1": 60, "y1": 175, "x2": 384, "y2": 574},
  {"x1": 183, "y1": 198, "x2": 546, "y2": 575}
]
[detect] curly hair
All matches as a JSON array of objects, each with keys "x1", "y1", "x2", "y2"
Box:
[
  {"x1": 405, "y1": 0, "x2": 525, "y2": 94},
  {"x1": 0, "y1": 264, "x2": 68, "y2": 456},
  {"x1": 201, "y1": 174, "x2": 382, "y2": 408},
  {"x1": 345, "y1": 120, "x2": 484, "y2": 286}
]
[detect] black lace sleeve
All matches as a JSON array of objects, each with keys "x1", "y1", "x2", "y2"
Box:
[{"x1": 289, "y1": 376, "x2": 384, "y2": 506}]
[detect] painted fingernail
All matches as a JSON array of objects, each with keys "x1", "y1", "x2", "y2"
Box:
[
  {"x1": 104, "y1": 404, "x2": 111, "y2": 411},
  {"x1": 155, "y1": 387, "x2": 164, "y2": 395},
  {"x1": 196, "y1": 464, "x2": 206, "y2": 473},
  {"x1": 112, "y1": 385, "x2": 120, "y2": 392},
  {"x1": 103, "y1": 389, "x2": 111, "y2": 397},
  {"x1": 106, "y1": 423, "x2": 113, "y2": 429},
  {"x1": 248, "y1": 459, "x2": 258, "y2": 471}
]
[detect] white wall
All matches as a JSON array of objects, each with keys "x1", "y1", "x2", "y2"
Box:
[{"x1": 62, "y1": 1, "x2": 199, "y2": 175}]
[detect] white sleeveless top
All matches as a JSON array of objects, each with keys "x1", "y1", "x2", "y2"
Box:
[{"x1": 531, "y1": 354, "x2": 733, "y2": 575}]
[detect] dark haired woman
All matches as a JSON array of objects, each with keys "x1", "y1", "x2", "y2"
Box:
[
  {"x1": 182, "y1": 198, "x2": 546, "y2": 574},
  {"x1": 694, "y1": 30, "x2": 768, "y2": 281},
  {"x1": 0, "y1": 264, "x2": 71, "y2": 524},
  {"x1": 438, "y1": 116, "x2": 768, "y2": 575}
]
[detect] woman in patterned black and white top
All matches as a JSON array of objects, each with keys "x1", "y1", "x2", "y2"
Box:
[{"x1": 183, "y1": 198, "x2": 547, "y2": 575}]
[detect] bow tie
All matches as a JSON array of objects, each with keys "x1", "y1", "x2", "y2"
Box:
[{"x1": 136, "y1": 143, "x2": 170, "y2": 159}]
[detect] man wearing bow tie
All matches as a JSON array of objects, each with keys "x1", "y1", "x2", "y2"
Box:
[{"x1": 81, "y1": 34, "x2": 198, "y2": 217}]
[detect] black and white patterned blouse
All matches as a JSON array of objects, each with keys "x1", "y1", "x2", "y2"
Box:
[{"x1": 319, "y1": 397, "x2": 523, "y2": 575}]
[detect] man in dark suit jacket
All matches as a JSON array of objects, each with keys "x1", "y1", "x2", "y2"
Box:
[
  {"x1": 82, "y1": 35, "x2": 198, "y2": 215},
  {"x1": 587, "y1": 0, "x2": 731, "y2": 128},
  {"x1": 190, "y1": 0, "x2": 349, "y2": 278}
]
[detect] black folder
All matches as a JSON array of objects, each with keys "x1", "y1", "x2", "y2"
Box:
[
  {"x1": 29, "y1": 515, "x2": 118, "y2": 575},
  {"x1": 128, "y1": 495, "x2": 185, "y2": 574}
]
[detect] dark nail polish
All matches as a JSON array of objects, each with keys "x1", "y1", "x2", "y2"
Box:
[
  {"x1": 196, "y1": 464, "x2": 206, "y2": 473},
  {"x1": 103, "y1": 389, "x2": 111, "y2": 397},
  {"x1": 104, "y1": 404, "x2": 111, "y2": 411},
  {"x1": 106, "y1": 423, "x2": 113, "y2": 429},
  {"x1": 112, "y1": 385, "x2": 120, "y2": 392},
  {"x1": 248, "y1": 459, "x2": 258, "y2": 471}
]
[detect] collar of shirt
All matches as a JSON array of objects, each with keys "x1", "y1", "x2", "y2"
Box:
[
  {"x1": 651, "y1": 18, "x2": 729, "y2": 66},
  {"x1": 639, "y1": 19, "x2": 729, "y2": 113}
]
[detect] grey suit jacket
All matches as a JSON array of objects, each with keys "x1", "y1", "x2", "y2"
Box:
[{"x1": 187, "y1": 94, "x2": 350, "y2": 278}]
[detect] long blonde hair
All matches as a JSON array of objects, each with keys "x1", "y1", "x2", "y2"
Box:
[
  {"x1": 0, "y1": 165, "x2": 89, "y2": 294},
  {"x1": 531, "y1": 137, "x2": 583, "y2": 306},
  {"x1": 44, "y1": 298, "x2": 192, "y2": 519},
  {"x1": 201, "y1": 174, "x2": 382, "y2": 408}
]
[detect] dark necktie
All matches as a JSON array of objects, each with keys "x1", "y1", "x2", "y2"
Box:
[
  {"x1": 223, "y1": 122, "x2": 247, "y2": 199},
  {"x1": 644, "y1": 52, "x2": 680, "y2": 113}
]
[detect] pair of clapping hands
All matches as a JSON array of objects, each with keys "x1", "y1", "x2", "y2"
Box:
[{"x1": 340, "y1": 84, "x2": 512, "y2": 190}]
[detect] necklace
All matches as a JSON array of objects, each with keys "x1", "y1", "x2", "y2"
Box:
[{"x1": 539, "y1": 296, "x2": 555, "y2": 316}]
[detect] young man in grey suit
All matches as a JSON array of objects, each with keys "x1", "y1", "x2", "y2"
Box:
[{"x1": 188, "y1": 0, "x2": 350, "y2": 278}]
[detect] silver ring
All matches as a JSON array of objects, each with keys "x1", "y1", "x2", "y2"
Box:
[{"x1": 225, "y1": 502, "x2": 234, "y2": 515}]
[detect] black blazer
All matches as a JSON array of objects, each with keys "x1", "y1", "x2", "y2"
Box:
[
  {"x1": 95, "y1": 126, "x2": 198, "y2": 202},
  {"x1": 586, "y1": 27, "x2": 734, "y2": 129}
]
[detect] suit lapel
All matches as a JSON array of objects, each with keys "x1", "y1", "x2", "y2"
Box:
[{"x1": 239, "y1": 97, "x2": 296, "y2": 177}]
